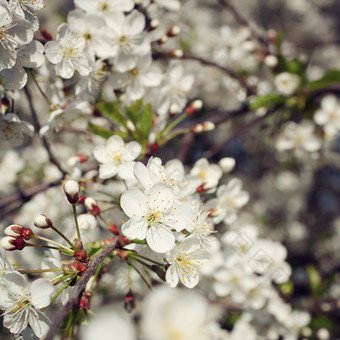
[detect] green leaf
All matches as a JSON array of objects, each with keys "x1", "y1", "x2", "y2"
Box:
[
  {"x1": 140, "y1": 103, "x2": 153, "y2": 138},
  {"x1": 308, "y1": 69, "x2": 340, "y2": 91},
  {"x1": 307, "y1": 264, "x2": 321, "y2": 297},
  {"x1": 250, "y1": 93, "x2": 285, "y2": 110},
  {"x1": 88, "y1": 123, "x2": 115, "y2": 139},
  {"x1": 125, "y1": 99, "x2": 143, "y2": 126},
  {"x1": 286, "y1": 58, "x2": 306, "y2": 75},
  {"x1": 96, "y1": 102, "x2": 127, "y2": 128}
]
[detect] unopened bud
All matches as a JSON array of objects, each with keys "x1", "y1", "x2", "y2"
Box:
[
  {"x1": 186, "y1": 100, "x2": 203, "y2": 115},
  {"x1": 1, "y1": 236, "x2": 26, "y2": 251},
  {"x1": 202, "y1": 121, "x2": 215, "y2": 131},
  {"x1": 84, "y1": 197, "x2": 100, "y2": 215},
  {"x1": 157, "y1": 35, "x2": 168, "y2": 44},
  {"x1": 40, "y1": 27, "x2": 53, "y2": 41},
  {"x1": 149, "y1": 19, "x2": 159, "y2": 30},
  {"x1": 109, "y1": 224, "x2": 120, "y2": 236},
  {"x1": 167, "y1": 25, "x2": 181, "y2": 37},
  {"x1": 63, "y1": 180, "x2": 80, "y2": 204},
  {"x1": 218, "y1": 157, "x2": 236, "y2": 173},
  {"x1": 169, "y1": 103, "x2": 180, "y2": 115},
  {"x1": 124, "y1": 290, "x2": 135, "y2": 313},
  {"x1": 5, "y1": 225, "x2": 33, "y2": 240},
  {"x1": 264, "y1": 55, "x2": 278, "y2": 68},
  {"x1": 62, "y1": 262, "x2": 87, "y2": 275},
  {"x1": 80, "y1": 292, "x2": 91, "y2": 310},
  {"x1": 169, "y1": 49, "x2": 183, "y2": 58},
  {"x1": 191, "y1": 124, "x2": 204, "y2": 133},
  {"x1": 267, "y1": 29, "x2": 277, "y2": 43},
  {"x1": 34, "y1": 214, "x2": 53, "y2": 229}
]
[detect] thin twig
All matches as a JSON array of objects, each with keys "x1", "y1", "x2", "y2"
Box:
[
  {"x1": 44, "y1": 242, "x2": 117, "y2": 340},
  {"x1": 24, "y1": 85, "x2": 67, "y2": 176},
  {"x1": 219, "y1": 0, "x2": 270, "y2": 50},
  {"x1": 203, "y1": 107, "x2": 276, "y2": 159},
  {"x1": 153, "y1": 52, "x2": 256, "y2": 95}
]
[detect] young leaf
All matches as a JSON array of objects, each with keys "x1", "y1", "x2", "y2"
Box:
[
  {"x1": 88, "y1": 123, "x2": 115, "y2": 139},
  {"x1": 140, "y1": 103, "x2": 153, "y2": 138},
  {"x1": 125, "y1": 99, "x2": 143, "y2": 126},
  {"x1": 308, "y1": 70, "x2": 340, "y2": 91},
  {"x1": 96, "y1": 102, "x2": 127, "y2": 128},
  {"x1": 250, "y1": 93, "x2": 285, "y2": 110}
]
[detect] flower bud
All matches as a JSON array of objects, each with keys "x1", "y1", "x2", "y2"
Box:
[
  {"x1": 191, "y1": 124, "x2": 204, "y2": 133},
  {"x1": 202, "y1": 121, "x2": 215, "y2": 131},
  {"x1": 124, "y1": 290, "x2": 135, "y2": 313},
  {"x1": 169, "y1": 103, "x2": 180, "y2": 115},
  {"x1": 63, "y1": 180, "x2": 80, "y2": 204},
  {"x1": 168, "y1": 49, "x2": 183, "y2": 58},
  {"x1": 167, "y1": 25, "x2": 181, "y2": 37},
  {"x1": 1, "y1": 236, "x2": 26, "y2": 251},
  {"x1": 84, "y1": 197, "x2": 100, "y2": 215},
  {"x1": 264, "y1": 55, "x2": 278, "y2": 68},
  {"x1": 5, "y1": 224, "x2": 33, "y2": 240},
  {"x1": 62, "y1": 262, "x2": 87, "y2": 275},
  {"x1": 157, "y1": 35, "x2": 168, "y2": 45},
  {"x1": 218, "y1": 157, "x2": 236, "y2": 173},
  {"x1": 34, "y1": 214, "x2": 53, "y2": 229},
  {"x1": 186, "y1": 100, "x2": 203, "y2": 115},
  {"x1": 109, "y1": 223, "x2": 120, "y2": 236},
  {"x1": 149, "y1": 19, "x2": 159, "y2": 31}
]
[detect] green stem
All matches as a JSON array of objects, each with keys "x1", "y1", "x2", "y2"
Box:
[
  {"x1": 53, "y1": 274, "x2": 75, "y2": 287},
  {"x1": 42, "y1": 280, "x2": 71, "y2": 311},
  {"x1": 161, "y1": 112, "x2": 188, "y2": 137},
  {"x1": 25, "y1": 243, "x2": 60, "y2": 250},
  {"x1": 51, "y1": 225, "x2": 76, "y2": 251},
  {"x1": 19, "y1": 268, "x2": 62, "y2": 274},
  {"x1": 128, "y1": 261, "x2": 152, "y2": 290},
  {"x1": 132, "y1": 253, "x2": 165, "y2": 266},
  {"x1": 160, "y1": 128, "x2": 191, "y2": 145},
  {"x1": 33, "y1": 234, "x2": 74, "y2": 253},
  {"x1": 50, "y1": 273, "x2": 65, "y2": 283},
  {"x1": 72, "y1": 204, "x2": 81, "y2": 241}
]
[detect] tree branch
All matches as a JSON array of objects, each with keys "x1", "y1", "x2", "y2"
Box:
[
  {"x1": 24, "y1": 85, "x2": 67, "y2": 177},
  {"x1": 218, "y1": 0, "x2": 270, "y2": 51},
  {"x1": 44, "y1": 241, "x2": 117, "y2": 340},
  {"x1": 152, "y1": 52, "x2": 256, "y2": 95}
]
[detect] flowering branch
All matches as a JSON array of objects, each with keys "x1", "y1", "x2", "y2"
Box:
[{"x1": 44, "y1": 241, "x2": 117, "y2": 340}]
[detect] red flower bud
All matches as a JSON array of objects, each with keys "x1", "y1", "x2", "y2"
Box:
[
  {"x1": 4, "y1": 225, "x2": 33, "y2": 240},
  {"x1": 1, "y1": 236, "x2": 26, "y2": 251}
]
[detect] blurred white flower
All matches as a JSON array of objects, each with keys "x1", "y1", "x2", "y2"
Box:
[{"x1": 274, "y1": 72, "x2": 300, "y2": 96}]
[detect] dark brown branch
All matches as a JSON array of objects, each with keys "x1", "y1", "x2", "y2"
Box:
[
  {"x1": 152, "y1": 52, "x2": 256, "y2": 95},
  {"x1": 203, "y1": 107, "x2": 276, "y2": 159},
  {"x1": 44, "y1": 241, "x2": 117, "y2": 340},
  {"x1": 219, "y1": 0, "x2": 270, "y2": 50},
  {"x1": 0, "y1": 180, "x2": 61, "y2": 220},
  {"x1": 24, "y1": 85, "x2": 67, "y2": 177}
]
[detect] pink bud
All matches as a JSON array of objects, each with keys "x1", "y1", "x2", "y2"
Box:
[
  {"x1": 1, "y1": 236, "x2": 26, "y2": 251},
  {"x1": 84, "y1": 197, "x2": 100, "y2": 215},
  {"x1": 34, "y1": 214, "x2": 53, "y2": 229},
  {"x1": 63, "y1": 180, "x2": 80, "y2": 204},
  {"x1": 4, "y1": 225, "x2": 33, "y2": 240}
]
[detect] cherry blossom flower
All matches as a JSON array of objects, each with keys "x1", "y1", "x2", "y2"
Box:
[
  {"x1": 110, "y1": 54, "x2": 163, "y2": 102},
  {"x1": 314, "y1": 95, "x2": 340, "y2": 137},
  {"x1": 8, "y1": 0, "x2": 45, "y2": 31},
  {"x1": 276, "y1": 120, "x2": 321, "y2": 155},
  {"x1": 153, "y1": 61, "x2": 194, "y2": 116},
  {"x1": 206, "y1": 178, "x2": 249, "y2": 225},
  {"x1": 105, "y1": 10, "x2": 151, "y2": 72},
  {"x1": 0, "y1": 272, "x2": 54, "y2": 337},
  {"x1": 0, "y1": 2, "x2": 34, "y2": 71},
  {"x1": 166, "y1": 238, "x2": 209, "y2": 288},
  {"x1": 0, "y1": 40, "x2": 44, "y2": 90},
  {"x1": 190, "y1": 158, "x2": 222, "y2": 192},
  {"x1": 274, "y1": 72, "x2": 300, "y2": 96},
  {"x1": 0, "y1": 113, "x2": 34, "y2": 148},
  {"x1": 0, "y1": 247, "x2": 14, "y2": 281},
  {"x1": 120, "y1": 183, "x2": 186, "y2": 253},
  {"x1": 93, "y1": 135, "x2": 141, "y2": 180},
  {"x1": 39, "y1": 100, "x2": 90, "y2": 136},
  {"x1": 67, "y1": 9, "x2": 115, "y2": 59},
  {"x1": 74, "y1": 0, "x2": 134, "y2": 16},
  {"x1": 45, "y1": 23, "x2": 91, "y2": 79}
]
